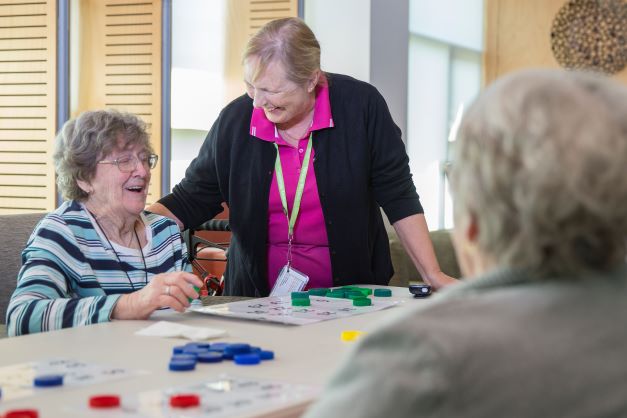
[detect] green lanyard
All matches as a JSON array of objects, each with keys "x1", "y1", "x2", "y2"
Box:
[{"x1": 274, "y1": 133, "x2": 313, "y2": 266}]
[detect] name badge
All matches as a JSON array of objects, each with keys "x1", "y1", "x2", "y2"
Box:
[{"x1": 270, "y1": 265, "x2": 309, "y2": 296}]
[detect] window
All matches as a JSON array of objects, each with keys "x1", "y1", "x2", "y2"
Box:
[{"x1": 406, "y1": 0, "x2": 483, "y2": 229}]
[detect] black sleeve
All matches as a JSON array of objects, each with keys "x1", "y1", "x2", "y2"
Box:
[
  {"x1": 367, "y1": 86, "x2": 423, "y2": 224},
  {"x1": 158, "y1": 115, "x2": 226, "y2": 229}
]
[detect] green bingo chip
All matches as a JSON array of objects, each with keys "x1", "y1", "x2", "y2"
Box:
[
  {"x1": 353, "y1": 297, "x2": 372, "y2": 307},
  {"x1": 373, "y1": 288, "x2": 392, "y2": 297}
]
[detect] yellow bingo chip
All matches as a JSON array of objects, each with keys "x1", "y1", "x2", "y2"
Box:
[{"x1": 341, "y1": 330, "x2": 365, "y2": 342}]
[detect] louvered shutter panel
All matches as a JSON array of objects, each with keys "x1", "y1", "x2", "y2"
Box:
[
  {"x1": 224, "y1": 0, "x2": 298, "y2": 101},
  {"x1": 74, "y1": 0, "x2": 161, "y2": 204},
  {"x1": 248, "y1": 0, "x2": 298, "y2": 36},
  {"x1": 0, "y1": 0, "x2": 56, "y2": 214}
]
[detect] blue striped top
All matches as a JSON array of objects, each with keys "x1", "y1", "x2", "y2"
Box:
[{"x1": 7, "y1": 200, "x2": 190, "y2": 336}]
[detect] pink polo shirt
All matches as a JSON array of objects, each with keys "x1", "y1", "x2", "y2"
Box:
[{"x1": 249, "y1": 84, "x2": 335, "y2": 291}]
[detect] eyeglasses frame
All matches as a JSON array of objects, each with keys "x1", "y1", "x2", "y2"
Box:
[{"x1": 97, "y1": 153, "x2": 159, "y2": 173}]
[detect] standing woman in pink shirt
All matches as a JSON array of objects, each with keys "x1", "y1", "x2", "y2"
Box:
[{"x1": 149, "y1": 18, "x2": 456, "y2": 297}]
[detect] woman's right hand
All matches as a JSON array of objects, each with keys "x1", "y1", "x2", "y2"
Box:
[{"x1": 112, "y1": 271, "x2": 203, "y2": 320}]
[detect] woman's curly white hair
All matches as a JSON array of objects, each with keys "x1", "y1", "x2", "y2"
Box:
[{"x1": 54, "y1": 110, "x2": 152, "y2": 201}]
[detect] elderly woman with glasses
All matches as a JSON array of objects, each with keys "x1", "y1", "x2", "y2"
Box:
[{"x1": 7, "y1": 110, "x2": 202, "y2": 336}]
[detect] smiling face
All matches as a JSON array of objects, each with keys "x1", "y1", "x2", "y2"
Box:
[
  {"x1": 243, "y1": 57, "x2": 317, "y2": 128},
  {"x1": 79, "y1": 138, "x2": 151, "y2": 221}
]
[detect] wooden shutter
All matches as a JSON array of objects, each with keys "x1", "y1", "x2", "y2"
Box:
[
  {"x1": 73, "y1": 0, "x2": 161, "y2": 204},
  {"x1": 224, "y1": 0, "x2": 298, "y2": 101},
  {"x1": 247, "y1": 0, "x2": 298, "y2": 37},
  {"x1": 0, "y1": 0, "x2": 56, "y2": 214}
]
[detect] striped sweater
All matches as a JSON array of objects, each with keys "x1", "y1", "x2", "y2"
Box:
[{"x1": 7, "y1": 200, "x2": 190, "y2": 336}]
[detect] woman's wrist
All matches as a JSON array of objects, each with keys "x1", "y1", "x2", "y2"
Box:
[{"x1": 111, "y1": 292, "x2": 151, "y2": 320}]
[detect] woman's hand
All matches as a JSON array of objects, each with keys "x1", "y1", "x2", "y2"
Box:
[
  {"x1": 424, "y1": 271, "x2": 458, "y2": 290},
  {"x1": 393, "y1": 214, "x2": 459, "y2": 290},
  {"x1": 112, "y1": 272, "x2": 203, "y2": 320}
]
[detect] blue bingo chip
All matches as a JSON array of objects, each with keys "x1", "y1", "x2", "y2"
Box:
[
  {"x1": 234, "y1": 353, "x2": 261, "y2": 365},
  {"x1": 169, "y1": 359, "x2": 196, "y2": 371},
  {"x1": 182, "y1": 346, "x2": 210, "y2": 357},
  {"x1": 185, "y1": 342, "x2": 211, "y2": 350},
  {"x1": 34, "y1": 374, "x2": 64, "y2": 387},
  {"x1": 224, "y1": 343, "x2": 251, "y2": 356},
  {"x1": 197, "y1": 351, "x2": 223, "y2": 363},
  {"x1": 171, "y1": 354, "x2": 197, "y2": 363},
  {"x1": 172, "y1": 345, "x2": 186, "y2": 354},
  {"x1": 259, "y1": 350, "x2": 275, "y2": 360},
  {"x1": 209, "y1": 342, "x2": 230, "y2": 352}
]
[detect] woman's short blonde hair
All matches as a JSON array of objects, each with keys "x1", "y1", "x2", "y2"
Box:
[
  {"x1": 54, "y1": 110, "x2": 152, "y2": 201},
  {"x1": 450, "y1": 69, "x2": 627, "y2": 277},
  {"x1": 243, "y1": 17, "x2": 321, "y2": 86}
]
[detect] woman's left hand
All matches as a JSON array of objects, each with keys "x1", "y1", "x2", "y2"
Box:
[
  {"x1": 424, "y1": 271, "x2": 458, "y2": 290},
  {"x1": 393, "y1": 214, "x2": 460, "y2": 290}
]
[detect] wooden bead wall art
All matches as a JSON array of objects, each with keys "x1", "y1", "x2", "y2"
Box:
[{"x1": 550, "y1": 0, "x2": 626, "y2": 74}]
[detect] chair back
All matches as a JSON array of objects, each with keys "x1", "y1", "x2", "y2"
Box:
[
  {"x1": 387, "y1": 228, "x2": 461, "y2": 287},
  {"x1": 0, "y1": 212, "x2": 46, "y2": 325}
]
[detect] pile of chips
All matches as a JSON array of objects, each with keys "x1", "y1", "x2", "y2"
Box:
[
  {"x1": 291, "y1": 286, "x2": 392, "y2": 307},
  {"x1": 169, "y1": 342, "x2": 274, "y2": 371}
]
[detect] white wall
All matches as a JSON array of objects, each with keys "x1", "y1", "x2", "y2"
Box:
[{"x1": 304, "y1": 0, "x2": 371, "y2": 82}]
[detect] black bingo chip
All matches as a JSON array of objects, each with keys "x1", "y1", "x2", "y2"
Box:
[{"x1": 409, "y1": 284, "x2": 432, "y2": 298}]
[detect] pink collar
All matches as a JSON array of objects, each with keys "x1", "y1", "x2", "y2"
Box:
[{"x1": 249, "y1": 82, "x2": 334, "y2": 142}]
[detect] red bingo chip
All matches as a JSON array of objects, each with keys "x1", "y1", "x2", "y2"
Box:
[
  {"x1": 170, "y1": 393, "x2": 200, "y2": 408},
  {"x1": 89, "y1": 394, "x2": 121, "y2": 408},
  {"x1": 5, "y1": 410, "x2": 39, "y2": 418}
]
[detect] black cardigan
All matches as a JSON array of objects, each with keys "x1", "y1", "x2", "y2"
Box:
[{"x1": 160, "y1": 73, "x2": 423, "y2": 296}]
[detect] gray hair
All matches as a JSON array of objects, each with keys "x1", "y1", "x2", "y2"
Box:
[
  {"x1": 243, "y1": 17, "x2": 322, "y2": 86},
  {"x1": 54, "y1": 110, "x2": 152, "y2": 201},
  {"x1": 450, "y1": 69, "x2": 627, "y2": 277}
]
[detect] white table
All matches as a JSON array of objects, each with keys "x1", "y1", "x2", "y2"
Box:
[{"x1": 0, "y1": 285, "x2": 427, "y2": 417}]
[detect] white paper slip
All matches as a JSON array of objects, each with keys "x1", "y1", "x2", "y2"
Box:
[{"x1": 135, "y1": 320, "x2": 227, "y2": 341}]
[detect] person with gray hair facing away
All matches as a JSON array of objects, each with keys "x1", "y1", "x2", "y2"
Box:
[
  {"x1": 7, "y1": 110, "x2": 202, "y2": 336},
  {"x1": 149, "y1": 17, "x2": 456, "y2": 296},
  {"x1": 303, "y1": 69, "x2": 627, "y2": 418}
]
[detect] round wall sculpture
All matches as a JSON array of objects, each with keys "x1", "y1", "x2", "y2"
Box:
[{"x1": 550, "y1": 0, "x2": 626, "y2": 74}]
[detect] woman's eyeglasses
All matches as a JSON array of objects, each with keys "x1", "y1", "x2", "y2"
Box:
[{"x1": 98, "y1": 154, "x2": 159, "y2": 173}]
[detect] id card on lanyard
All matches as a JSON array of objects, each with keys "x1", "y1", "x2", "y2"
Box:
[{"x1": 269, "y1": 133, "x2": 313, "y2": 297}]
